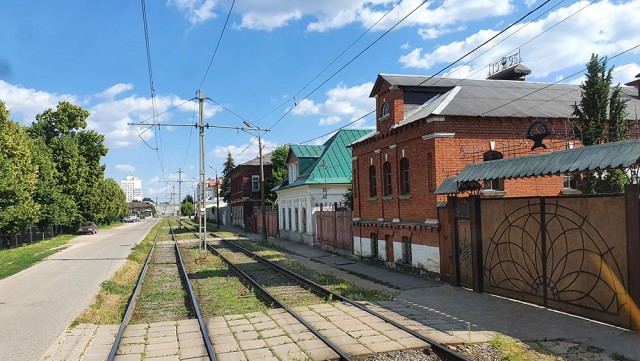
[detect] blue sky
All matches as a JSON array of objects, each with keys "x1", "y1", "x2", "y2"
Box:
[{"x1": 1, "y1": 0, "x2": 638, "y2": 202}]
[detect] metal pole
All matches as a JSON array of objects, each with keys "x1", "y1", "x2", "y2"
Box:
[
  {"x1": 199, "y1": 89, "x2": 207, "y2": 254},
  {"x1": 259, "y1": 135, "x2": 267, "y2": 242},
  {"x1": 216, "y1": 171, "x2": 221, "y2": 226},
  {"x1": 178, "y1": 168, "x2": 182, "y2": 228}
]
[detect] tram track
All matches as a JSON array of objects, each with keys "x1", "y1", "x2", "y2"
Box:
[
  {"x1": 107, "y1": 219, "x2": 216, "y2": 361},
  {"x1": 174, "y1": 220, "x2": 470, "y2": 361}
]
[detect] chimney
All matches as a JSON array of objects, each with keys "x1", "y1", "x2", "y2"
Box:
[{"x1": 625, "y1": 73, "x2": 640, "y2": 97}]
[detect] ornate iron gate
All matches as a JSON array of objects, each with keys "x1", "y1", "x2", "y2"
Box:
[
  {"x1": 480, "y1": 195, "x2": 632, "y2": 328},
  {"x1": 454, "y1": 198, "x2": 473, "y2": 288}
]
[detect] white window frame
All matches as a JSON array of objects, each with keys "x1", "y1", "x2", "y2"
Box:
[
  {"x1": 288, "y1": 162, "x2": 299, "y2": 183},
  {"x1": 251, "y1": 175, "x2": 260, "y2": 191}
]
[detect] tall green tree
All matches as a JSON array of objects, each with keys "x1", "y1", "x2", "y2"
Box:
[
  {"x1": 99, "y1": 178, "x2": 128, "y2": 224},
  {"x1": 181, "y1": 202, "x2": 194, "y2": 217},
  {"x1": 221, "y1": 151, "x2": 235, "y2": 203},
  {"x1": 265, "y1": 145, "x2": 289, "y2": 205},
  {"x1": 0, "y1": 101, "x2": 39, "y2": 245},
  {"x1": 29, "y1": 138, "x2": 77, "y2": 230},
  {"x1": 572, "y1": 54, "x2": 629, "y2": 193},
  {"x1": 28, "y1": 102, "x2": 108, "y2": 223}
]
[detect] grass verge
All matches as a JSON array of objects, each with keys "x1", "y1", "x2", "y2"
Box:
[{"x1": 0, "y1": 235, "x2": 75, "y2": 280}]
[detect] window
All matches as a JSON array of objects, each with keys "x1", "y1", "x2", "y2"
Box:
[
  {"x1": 483, "y1": 151, "x2": 504, "y2": 191},
  {"x1": 427, "y1": 153, "x2": 435, "y2": 192},
  {"x1": 294, "y1": 208, "x2": 299, "y2": 232},
  {"x1": 301, "y1": 208, "x2": 307, "y2": 233},
  {"x1": 370, "y1": 233, "x2": 378, "y2": 258},
  {"x1": 563, "y1": 143, "x2": 578, "y2": 190},
  {"x1": 401, "y1": 236, "x2": 412, "y2": 265},
  {"x1": 381, "y1": 101, "x2": 390, "y2": 118},
  {"x1": 383, "y1": 161, "x2": 392, "y2": 196},
  {"x1": 288, "y1": 208, "x2": 292, "y2": 230},
  {"x1": 251, "y1": 175, "x2": 259, "y2": 191},
  {"x1": 281, "y1": 208, "x2": 286, "y2": 229},
  {"x1": 288, "y1": 162, "x2": 299, "y2": 183},
  {"x1": 399, "y1": 158, "x2": 410, "y2": 194},
  {"x1": 385, "y1": 235, "x2": 393, "y2": 262},
  {"x1": 369, "y1": 165, "x2": 377, "y2": 197}
]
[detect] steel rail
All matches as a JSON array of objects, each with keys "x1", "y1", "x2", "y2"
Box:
[
  {"x1": 205, "y1": 242, "x2": 352, "y2": 361},
  {"x1": 221, "y1": 238, "x2": 471, "y2": 361},
  {"x1": 107, "y1": 223, "x2": 161, "y2": 361},
  {"x1": 169, "y1": 221, "x2": 217, "y2": 361}
]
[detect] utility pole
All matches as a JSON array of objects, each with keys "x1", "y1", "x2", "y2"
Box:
[
  {"x1": 244, "y1": 120, "x2": 268, "y2": 243},
  {"x1": 178, "y1": 168, "x2": 183, "y2": 228},
  {"x1": 198, "y1": 89, "x2": 207, "y2": 255},
  {"x1": 216, "y1": 171, "x2": 221, "y2": 226}
]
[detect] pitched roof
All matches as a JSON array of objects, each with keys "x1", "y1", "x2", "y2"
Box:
[
  {"x1": 372, "y1": 74, "x2": 640, "y2": 121},
  {"x1": 238, "y1": 152, "x2": 273, "y2": 166},
  {"x1": 275, "y1": 129, "x2": 373, "y2": 191},
  {"x1": 435, "y1": 139, "x2": 640, "y2": 194}
]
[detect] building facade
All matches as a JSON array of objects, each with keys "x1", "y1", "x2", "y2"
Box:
[
  {"x1": 274, "y1": 129, "x2": 373, "y2": 245},
  {"x1": 229, "y1": 154, "x2": 273, "y2": 228},
  {"x1": 120, "y1": 176, "x2": 142, "y2": 203},
  {"x1": 349, "y1": 73, "x2": 640, "y2": 279}
]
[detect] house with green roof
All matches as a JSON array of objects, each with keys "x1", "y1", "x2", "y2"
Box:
[{"x1": 273, "y1": 128, "x2": 374, "y2": 245}]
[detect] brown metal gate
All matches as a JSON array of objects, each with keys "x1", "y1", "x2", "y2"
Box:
[
  {"x1": 453, "y1": 198, "x2": 473, "y2": 288},
  {"x1": 478, "y1": 194, "x2": 635, "y2": 329}
]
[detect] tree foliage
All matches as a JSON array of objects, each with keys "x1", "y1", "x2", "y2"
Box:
[
  {"x1": 0, "y1": 102, "x2": 39, "y2": 243},
  {"x1": 265, "y1": 145, "x2": 289, "y2": 205},
  {"x1": 0, "y1": 100, "x2": 122, "y2": 246},
  {"x1": 182, "y1": 194, "x2": 194, "y2": 204},
  {"x1": 221, "y1": 151, "x2": 235, "y2": 203},
  {"x1": 572, "y1": 54, "x2": 629, "y2": 193},
  {"x1": 181, "y1": 202, "x2": 194, "y2": 217}
]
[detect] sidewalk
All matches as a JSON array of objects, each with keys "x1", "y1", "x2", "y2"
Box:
[{"x1": 221, "y1": 225, "x2": 640, "y2": 361}]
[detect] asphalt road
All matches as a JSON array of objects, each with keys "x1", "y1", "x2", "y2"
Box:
[{"x1": 0, "y1": 219, "x2": 158, "y2": 361}]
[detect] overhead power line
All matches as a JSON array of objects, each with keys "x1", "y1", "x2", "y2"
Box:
[
  {"x1": 199, "y1": 0, "x2": 236, "y2": 89},
  {"x1": 268, "y1": 0, "x2": 430, "y2": 130}
]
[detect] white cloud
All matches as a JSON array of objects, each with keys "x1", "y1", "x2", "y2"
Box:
[
  {"x1": 97, "y1": 83, "x2": 133, "y2": 101},
  {"x1": 114, "y1": 164, "x2": 136, "y2": 174},
  {"x1": 291, "y1": 82, "x2": 374, "y2": 126},
  {"x1": 167, "y1": 0, "x2": 513, "y2": 35},
  {"x1": 0, "y1": 80, "x2": 78, "y2": 123},
  {"x1": 168, "y1": 0, "x2": 217, "y2": 25},
  {"x1": 0, "y1": 81, "x2": 221, "y2": 149},
  {"x1": 400, "y1": 1, "x2": 640, "y2": 82},
  {"x1": 208, "y1": 137, "x2": 279, "y2": 165},
  {"x1": 291, "y1": 99, "x2": 320, "y2": 115}
]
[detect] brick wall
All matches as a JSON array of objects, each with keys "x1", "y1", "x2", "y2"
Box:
[{"x1": 229, "y1": 164, "x2": 273, "y2": 220}]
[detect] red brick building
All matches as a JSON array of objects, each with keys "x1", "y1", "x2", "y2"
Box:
[
  {"x1": 349, "y1": 73, "x2": 640, "y2": 279},
  {"x1": 229, "y1": 153, "x2": 273, "y2": 228}
]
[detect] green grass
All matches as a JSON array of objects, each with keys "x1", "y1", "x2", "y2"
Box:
[
  {"x1": 0, "y1": 234, "x2": 75, "y2": 279},
  {"x1": 97, "y1": 221, "x2": 123, "y2": 230}
]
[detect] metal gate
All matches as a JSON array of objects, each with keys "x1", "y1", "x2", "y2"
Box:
[
  {"x1": 453, "y1": 198, "x2": 473, "y2": 288},
  {"x1": 480, "y1": 195, "x2": 632, "y2": 329}
]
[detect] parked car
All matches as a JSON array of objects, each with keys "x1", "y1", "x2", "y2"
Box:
[
  {"x1": 122, "y1": 216, "x2": 139, "y2": 223},
  {"x1": 78, "y1": 222, "x2": 97, "y2": 235}
]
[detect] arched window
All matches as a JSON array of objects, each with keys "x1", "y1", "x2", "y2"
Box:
[
  {"x1": 294, "y1": 207, "x2": 299, "y2": 232},
  {"x1": 369, "y1": 165, "x2": 377, "y2": 197},
  {"x1": 401, "y1": 236, "x2": 412, "y2": 265},
  {"x1": 383, "y1": 161, "x2": 392, "y2": 196},
  {"x1": 281, "y1": 207, "x2": 286, "y2": 229},
  {"x1": 399, "y1": 158, "x2": 410, "y2": 195},
  {"x1": 483, "y1": 151, "x2": 504, "y2": 191},
  {"x1": 385, "y1": 235, "x2": 393, "y2": 262},
  {"x1": 301, "y1": 208, "x2": 307, "y2": 233},
  {"x1": 287, "y1": 208, "x2": 292, "y2": 230},
  {"x1": 381, "y1": 102, "x2": 390, "y2": 118},
  {"x1": 370, "y1": 233, "x2": 378, "y2": 258}
]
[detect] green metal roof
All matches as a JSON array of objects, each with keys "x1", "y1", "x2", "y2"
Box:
[
  {"x1": 435, "y1": 139, "x2": 640, "y2": 194},
  {"x1": 277, "y1": 129, "x2": 374, "y2": 190}
]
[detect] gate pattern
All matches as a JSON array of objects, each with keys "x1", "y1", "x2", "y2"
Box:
[
  {"x1": 454, "y1": 198, "x2": 473, "y2": 288},
  {"x1": 480, "y1": 196, "x2": 631, "y2": 328}
]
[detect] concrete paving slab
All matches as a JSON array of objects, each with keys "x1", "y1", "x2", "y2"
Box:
[
  {"x1": 145, "y1": 347, "x2": 179, "y2": 358},
  {"x1": 178, "y1": 346, "x2": 207, "y2": 359},
  {"x1": 216, "y1": 351, "x2": 247, "y2": 361},
  {"x1": 146, "y1": 341, "x2": 179, "y2": 351},
  {"x1": 242, "y1": 347, "x2": 273, "y2": 360}
]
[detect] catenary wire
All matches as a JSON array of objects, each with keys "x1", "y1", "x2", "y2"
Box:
[
  {"x1": 253, "y1": 0, "x2": 406, "y2": 124},
  {"x1": 267, "y1": 0, "x2": 430, "y2": 131},
  {"x1": 199, "y1": 0, "x2": 236, "y2": 89}
]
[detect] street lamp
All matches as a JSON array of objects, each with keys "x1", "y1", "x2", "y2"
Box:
[
  {"x1": 242, "y1": 120, "x2": 268, "y2": 243},
  {"x1": 209, "y1": 165, "x2": 221, "y2": 226}
]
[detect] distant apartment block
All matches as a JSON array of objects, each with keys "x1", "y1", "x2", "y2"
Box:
[{"x1": 121, "y1": 176, "x2": 142, "y2": 202}]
